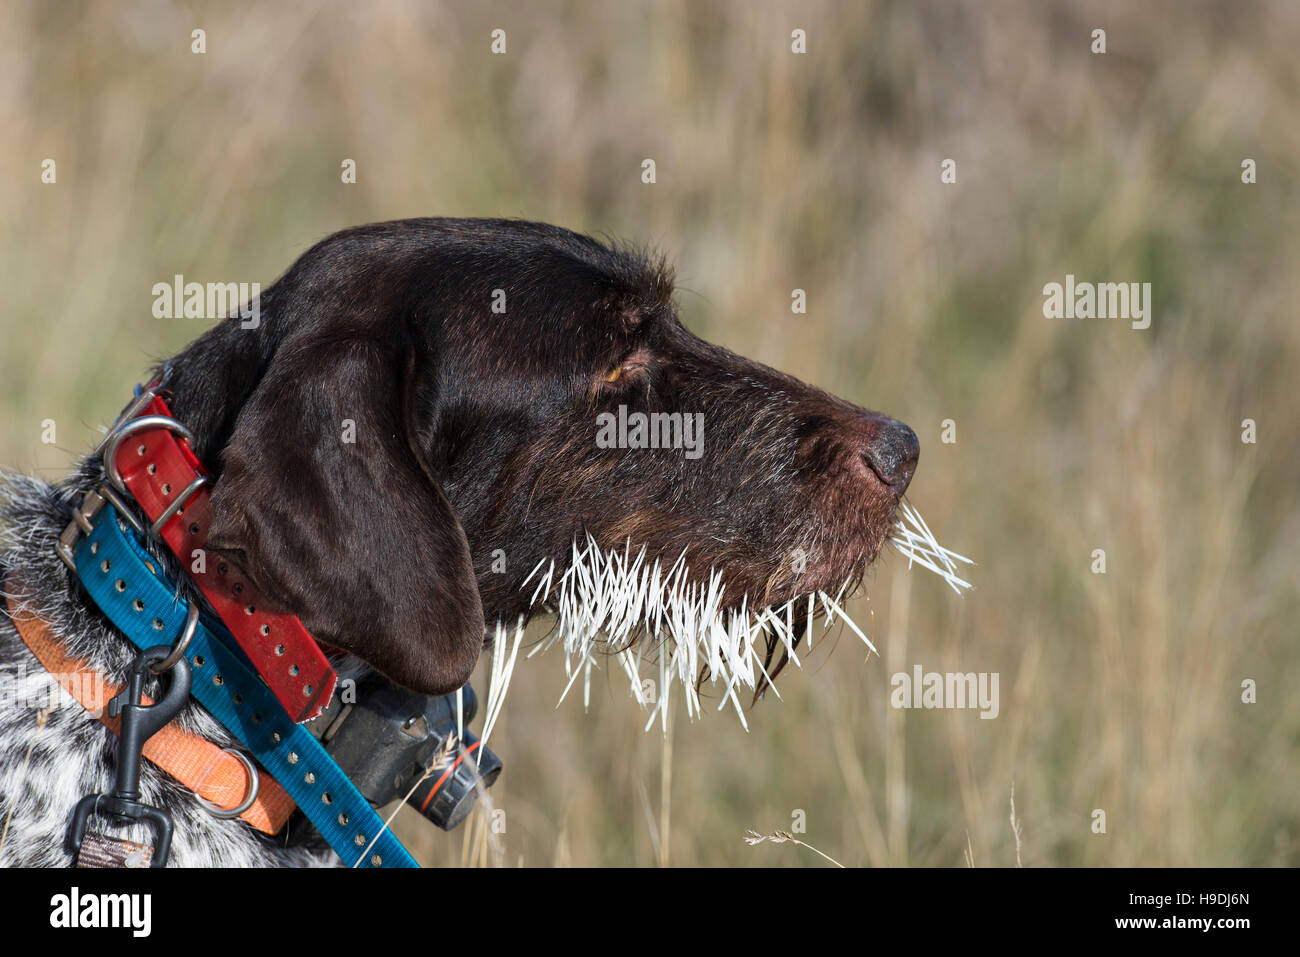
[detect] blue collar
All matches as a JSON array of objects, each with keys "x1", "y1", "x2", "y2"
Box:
[{"x1": 65, "y1": 489, "x2": 418, "y2": 868}]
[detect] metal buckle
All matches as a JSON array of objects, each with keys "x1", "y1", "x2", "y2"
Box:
[
  {"x1": 149, "y1": 475, "x2": 212, "y2": 537},
  {"x1": 59, "y1": 385, "x2": 202, "y2": 573},
  {"x1": 56, "y1": 484, "x2": 147, "y2": 572},
  {"x1": 57, "y1": 488, "x2": 107, "y2": 571}
]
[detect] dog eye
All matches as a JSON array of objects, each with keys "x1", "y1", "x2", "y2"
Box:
[
  {"x1": 601, "y1": 351, "x2": 650, "y2": 385},
  {"x1": 602, "y1": 362, "x2": 633, "y2": 383}
]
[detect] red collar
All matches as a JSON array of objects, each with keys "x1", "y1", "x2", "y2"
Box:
[{"x1": 99, "y1": 388, "x2": 337, "y2": 723}]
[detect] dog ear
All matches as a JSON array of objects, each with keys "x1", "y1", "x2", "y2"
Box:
[{"x1": 204, "y1": 338, "x2": 484, "y2": 695}]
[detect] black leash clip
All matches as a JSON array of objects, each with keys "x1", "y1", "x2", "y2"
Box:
[{"x1": 67, "y1": 645, "x2": 192, "y2": 868}]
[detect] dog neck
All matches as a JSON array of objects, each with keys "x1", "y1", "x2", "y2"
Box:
[{"x1": 0, "y1": 466, "x2": 373, "y2": 734}]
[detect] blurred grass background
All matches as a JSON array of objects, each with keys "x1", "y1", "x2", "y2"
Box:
[{"x1": 2, "y1": 0, "x2": 1297, "y2": 866}]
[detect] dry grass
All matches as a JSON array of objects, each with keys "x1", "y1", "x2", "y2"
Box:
[
  {"x1": 744, "y1": 828, "x2": 845, "y2": 868},
  {"x1": 2, "y1": 0, "x2": 1297, "y2": 866}
]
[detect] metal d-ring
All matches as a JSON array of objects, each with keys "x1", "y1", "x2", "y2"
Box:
[
  {"x1": 196, "y1": 748, "x2": 261, "y2": 820},
  {"x1": 149, "y1": 603, "x2": 199, "y2": 675},
  {"x1": 91, "y1": 389, "x2": 160, "y2": 457},
  {"x1": 102, "y1": 415, "x2": 196, "y2": 495}
]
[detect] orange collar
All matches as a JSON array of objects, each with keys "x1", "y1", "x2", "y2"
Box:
[{"x1": 5, "y1": 577, "x2": 295, "y2": 836}]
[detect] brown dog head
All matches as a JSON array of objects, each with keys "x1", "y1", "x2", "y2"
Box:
[{"x1": 161, "y1": 219, "x2": 917, "y2": 695}]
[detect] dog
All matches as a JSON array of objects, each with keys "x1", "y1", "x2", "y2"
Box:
[{"x1": 0, "y1": 218, "x2": 918, "y2": 866}]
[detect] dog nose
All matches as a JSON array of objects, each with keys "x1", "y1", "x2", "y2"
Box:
[{"x1": 861, "y1": 418, "x2": 919, "y2": 490}]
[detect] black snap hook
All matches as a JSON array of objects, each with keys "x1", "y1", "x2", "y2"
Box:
[{"x1": 66, "y1": 644, "x2": 192, "y2": 867}]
